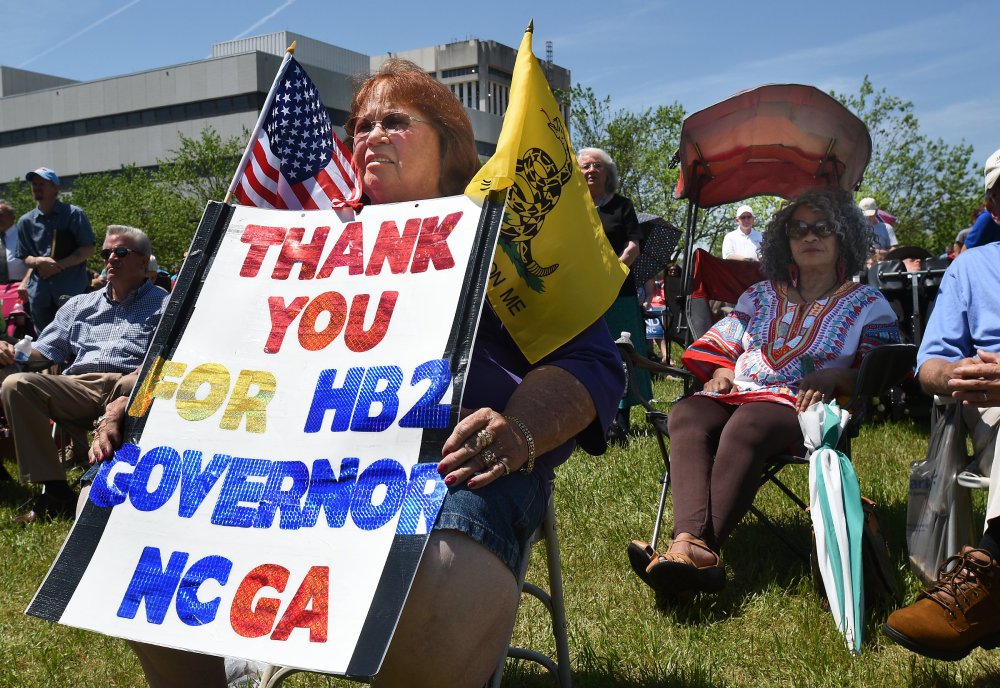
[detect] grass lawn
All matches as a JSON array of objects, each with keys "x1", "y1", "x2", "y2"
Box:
[{"x1": 2, "y1": 375, "x2": 1000, "y2": 687}]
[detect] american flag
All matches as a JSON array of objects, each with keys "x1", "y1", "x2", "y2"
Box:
[{"x1": 234, "y1": 56, "x2": 361, "y2": 210}]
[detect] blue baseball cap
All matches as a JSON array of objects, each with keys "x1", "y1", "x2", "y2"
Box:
[{"x1": 25, "y1": 167, "x2": 60, "y2": 185}]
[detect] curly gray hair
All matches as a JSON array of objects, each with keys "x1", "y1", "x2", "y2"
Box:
[{"x1": 758, "y1": 187, "x2": 873, "y2": 282}]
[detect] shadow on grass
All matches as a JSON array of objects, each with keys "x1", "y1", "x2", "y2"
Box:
[
  {"x1": 502, "y1": 649, "x2": 724, "y2": 688},
  {"x1": 642, "y1": 489, "x2": 918, "y2": 627},
  {"x1": 0, "y1": 470, "x2": 33, "y2": 508}
]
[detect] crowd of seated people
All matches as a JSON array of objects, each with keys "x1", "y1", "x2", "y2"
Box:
[{"x1": 4, "y1": 105, "x2": 1000, "y2": 685}]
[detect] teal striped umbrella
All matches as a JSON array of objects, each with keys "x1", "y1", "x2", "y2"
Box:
[{"x1": 801, "y1": 399, "x2": 865, "y2": 654}]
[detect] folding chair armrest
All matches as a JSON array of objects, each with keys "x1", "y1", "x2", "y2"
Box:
[
  {"x1": 847, "y1": 343, "x2": 917, "y2": 405},
  {"x1": 616, "y1": 340, "x2": 692, "y2": 415},
  {"x1": 615, "y1": 340, "x2": 691, "y2": 379}
]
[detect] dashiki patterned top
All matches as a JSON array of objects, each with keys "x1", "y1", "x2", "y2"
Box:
[{"x1": 681, "y1": 280, "x2": 900, "y2": 408}]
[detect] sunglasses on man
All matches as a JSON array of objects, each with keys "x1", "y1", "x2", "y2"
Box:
[{"x1": 100, "y1": 246, "x2": 138, "y2": 262}]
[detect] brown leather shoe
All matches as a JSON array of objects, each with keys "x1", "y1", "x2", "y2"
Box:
[
  {"x1": 12, "y1": 491, "x2": 76, "y2": 524},
  {"x1": 883, "y1": 547, "x2": 1000, "y2": 660}
]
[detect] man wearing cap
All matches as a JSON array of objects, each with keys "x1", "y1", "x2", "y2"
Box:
[
  {"x1": 721, "y1": 205, "x2": 761, "y2": 261},
  {"x1": 859, "y1": 197, "x2": 898, "y2": 261},
  {"x1": 15, "y1": 167, "x2": 95, "y2": 331},
  {"x1": 883, "y1": 147, "x2": 1000, "y2": 660}
]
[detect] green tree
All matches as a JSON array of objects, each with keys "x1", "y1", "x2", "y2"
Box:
[
  {"x1": 69, "y1": 166, "x2": 194, "y2": 272},
  {"x1": 1, "y1": 179, "x2": 35, "y2": 221},
  {"x1": 833, "y1": 76, "x2": 981, "y2": 254},
  {"x1": 153, "y1": 127, "x2": 245, "y2": 212},
  {"x1": 564, "y1": 85, "x2": 755, "y2": 257},
  {"x1": 565, "y1": 85, "x2": 684, "y2": 221},
  {"x1": 40, "y1": 127, "x2": 246, "y2": 273}
]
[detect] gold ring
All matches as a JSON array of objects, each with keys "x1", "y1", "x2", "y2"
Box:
[
  {"x1": 475, "y1": 428, "x2": 494, "y2": 451},
  {"x1": 480, "y1": 448, "x2": 498, "y2": 469}
]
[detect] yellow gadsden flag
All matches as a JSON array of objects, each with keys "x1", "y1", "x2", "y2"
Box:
[{"x1": 466, "y1": 22, "x2": 627, "y2": 363}]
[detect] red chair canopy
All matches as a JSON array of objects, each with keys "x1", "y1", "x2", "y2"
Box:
[{"x1": 675, "y1": 84, "x2": 871, "y2": 208}]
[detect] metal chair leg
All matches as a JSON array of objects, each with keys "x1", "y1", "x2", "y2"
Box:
[{"x1": 491, "y1": 496, "x2": 571, "y2": 687}]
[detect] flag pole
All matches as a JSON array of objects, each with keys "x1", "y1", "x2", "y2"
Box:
[{"x1": 223, "y1": 41, "x2": 297, "y2": 204}]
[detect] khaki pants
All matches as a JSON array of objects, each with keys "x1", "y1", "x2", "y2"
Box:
[
  {"x1": 964, "y1": 405, "x2": 1000, "y2": 526},
  {"x1": 0, "y1": 371, "x2": 134, "y2": 483}
]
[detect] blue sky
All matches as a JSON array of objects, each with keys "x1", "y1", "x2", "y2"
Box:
[{"x1": 5, "y1": 0, "x2": 997, "y2": 167}]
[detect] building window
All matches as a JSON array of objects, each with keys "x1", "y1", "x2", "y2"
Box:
[{"x1": 442, "y1": 66, "x2": 477, "y2": 79}]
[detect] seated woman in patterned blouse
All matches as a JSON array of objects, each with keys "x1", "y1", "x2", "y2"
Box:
[{"x1": 638, "y1": 187, "x2": 900, "y2": 601}]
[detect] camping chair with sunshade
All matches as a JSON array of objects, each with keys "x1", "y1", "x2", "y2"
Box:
[{"x1": 623, "y1": 84, "x2": 917, "y2": 615}]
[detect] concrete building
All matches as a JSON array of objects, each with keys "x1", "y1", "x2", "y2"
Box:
[{"x1": 0, "y1": 31, "x2": 570, "y2": 186}]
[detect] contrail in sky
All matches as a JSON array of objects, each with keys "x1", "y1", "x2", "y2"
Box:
[
  {"x1": 229, "y1": 0, "x2": 299, "y2": 41},
  {"x1": 19, "y1": 0, "x2": 142, "y2": 69}
]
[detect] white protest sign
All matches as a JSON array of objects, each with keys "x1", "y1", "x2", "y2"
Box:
[{"x1": 28, "y1": 194, "x2": 498, "y2": 678}]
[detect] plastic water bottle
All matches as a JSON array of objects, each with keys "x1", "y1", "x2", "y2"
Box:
[{"x1": 14, "y1": 335, "x2": 32, "y2": 362}]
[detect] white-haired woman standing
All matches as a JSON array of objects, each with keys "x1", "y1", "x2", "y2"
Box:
[{"x1": 578, "y1": 147, "x2": 652, "y2": 439}]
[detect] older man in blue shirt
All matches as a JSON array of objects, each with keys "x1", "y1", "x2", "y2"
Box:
[
  {"x1": 15, "y1": 167, "x2": 96, "y2": 331},
  {"x1": 0, "y1": 224, "x2": 168, "y2": 523},
  {"x1": 884, "y1": 147, "x2": 1000, "y2": 660}
]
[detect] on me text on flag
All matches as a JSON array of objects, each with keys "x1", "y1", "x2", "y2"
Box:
[
  {"x1": 466, "y1": 22, "x2": 626, "y2": 363},
  {"x1": 232, "y1": 52, "x2": 361, "y2": 210}
]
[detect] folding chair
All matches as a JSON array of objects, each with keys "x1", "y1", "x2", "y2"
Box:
[
  {"x1": 490, "y1": 493, "x2": 571, "y2": 688},
  {"x1": 620, "y1": 339, "x2": 916, "y2": 567},
  {"x1": 259, "y1": 495, "x2": 571, "y2": 688}
]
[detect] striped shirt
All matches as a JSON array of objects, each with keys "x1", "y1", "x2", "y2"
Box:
[{"x1": 34, "y1": 280, "x2": 169, "y2": 375}]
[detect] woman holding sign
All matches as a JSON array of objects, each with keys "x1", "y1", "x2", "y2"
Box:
[{"x1": 102, "y1": 60, "x2": 623, "y2": 688}]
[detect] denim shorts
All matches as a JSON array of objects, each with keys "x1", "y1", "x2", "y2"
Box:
[{"x1": 434, "y1": 472, "x2": 547, "y2": 575}]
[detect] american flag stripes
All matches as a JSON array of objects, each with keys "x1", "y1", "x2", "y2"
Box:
[{"x1": 233, "y1": 56, "x2": 361, "y2": 210}]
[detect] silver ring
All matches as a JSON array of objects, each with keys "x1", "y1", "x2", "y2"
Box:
[
  {"x1": 475, "y1": 428, "x2": 494, "y2": 451},
  {"x1": 497, "y1": 458, "x2": 510, "y2": 476},
  {"x1": 479, "y1": 448, "x2": 498, "y2": 469}
]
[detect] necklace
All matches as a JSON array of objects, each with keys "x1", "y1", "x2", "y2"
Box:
[{"x1": 792, "y1": 279, "x2": 840, "y2": 305}]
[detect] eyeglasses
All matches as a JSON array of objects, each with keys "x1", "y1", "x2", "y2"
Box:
[
  {"x1": 580, "y1": 162, "x2": 604, "y2": 171},
  {"x1": 344, "y1": 112, "x2": 426, "y2": 139},
  {"x1": 786, "y1": 219, "x2": 835, "y2": 239},
  {"x1": 100, "y1": 246, "x2": 137, "y2": 261}
]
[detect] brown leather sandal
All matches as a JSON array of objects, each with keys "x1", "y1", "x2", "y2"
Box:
[
  {"x1": 645, "y1": 538, "x2": 725, "y2": 594},
  {"x1": 627, "y1": 540, "x2": 658, "y2": 587}
]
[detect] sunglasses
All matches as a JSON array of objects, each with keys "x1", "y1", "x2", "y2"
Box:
[
  {"x1": 100, "y1": 246, "x2": 137, "y2": 261},
  {"x1": 786, "y1": 219, "x2": 835, "y2": 239},
  {"x1": 344, "y1": 112, "x2": 426, "y2": 139}
]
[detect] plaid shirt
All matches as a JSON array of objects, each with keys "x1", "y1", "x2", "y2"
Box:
[{"x1": 34, "y1": 280, "x2": 169, "y2": 375}]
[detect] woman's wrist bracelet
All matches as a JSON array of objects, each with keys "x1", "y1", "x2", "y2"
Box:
[{"x1": 503, "y1": 414, "x2": 535, "y2": 474}]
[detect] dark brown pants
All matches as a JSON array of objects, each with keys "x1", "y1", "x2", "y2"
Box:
[{"x1": 666, "y1": 395, "x2": 805, "y2": 550}]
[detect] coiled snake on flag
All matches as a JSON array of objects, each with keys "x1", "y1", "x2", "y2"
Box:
[{"x1": 500, "y1": 110, "x2": 573, "y2": 278}]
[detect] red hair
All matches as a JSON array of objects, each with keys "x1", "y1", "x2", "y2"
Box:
[{"x1": 350, "y1": 60, "x2": 480, "y2": 196}]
